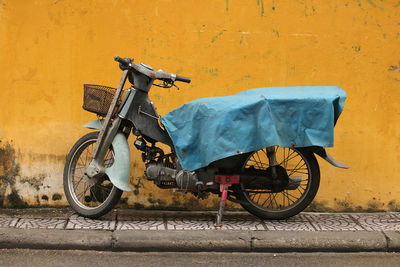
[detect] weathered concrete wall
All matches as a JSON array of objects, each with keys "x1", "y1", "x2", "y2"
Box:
[{"x1": 0, "y1": 0, "x2": 399, "y2": 211}]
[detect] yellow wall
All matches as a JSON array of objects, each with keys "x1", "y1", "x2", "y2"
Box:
[{"x1": 0, "y1": 0, "x2": 399, "y2": 210}]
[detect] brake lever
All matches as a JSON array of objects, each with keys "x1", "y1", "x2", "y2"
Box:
[{"x1": 172, "y1": 82, "x2": 180, "y2": 90}]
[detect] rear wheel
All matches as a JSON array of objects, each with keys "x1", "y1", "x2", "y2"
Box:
[
  {"x1": 234, "y1": 147, "x2": 320, "y2": 220},
  {"x1": 63, "y1": 132, "x2": 122, "y2": 219}
]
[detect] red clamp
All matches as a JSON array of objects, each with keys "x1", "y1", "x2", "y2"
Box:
[{"x1": 214, "y1": 175, "x2": 240, "y2": 226}]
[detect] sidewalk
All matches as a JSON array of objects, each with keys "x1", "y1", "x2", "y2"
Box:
[{"x1": 1, "y1": 208, "x2": 400, "y2": 252}]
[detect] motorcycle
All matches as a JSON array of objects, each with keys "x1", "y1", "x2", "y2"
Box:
[{"x1": 63, "y1": 56, "x2": 348, "y2": 225}]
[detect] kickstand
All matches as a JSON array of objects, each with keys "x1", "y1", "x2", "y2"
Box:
[{"x1": 214, "y1": 175, "x2": 240, "y2": 227}]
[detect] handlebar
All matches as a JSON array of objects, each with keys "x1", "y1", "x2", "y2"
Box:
[
  {"x1": 175, "y1": 75, "x2": 191, "y2": 83},
  {"x1": 114, "y1": 56, "x2": 131, "y2": 65},
  {"x1": 114, "y1": 55, "x2": 191, "y2": 84}
]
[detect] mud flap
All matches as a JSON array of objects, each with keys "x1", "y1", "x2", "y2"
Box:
[
  {"x1": 83, "y1": 120, "x2": 132, "y2": 192},
  {"x1": 307, "y1": 146, "x2": 349, "y2": 169}
]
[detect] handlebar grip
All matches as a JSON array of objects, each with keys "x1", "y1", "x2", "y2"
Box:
[
  {"x1": 175, "y1": 75, "x2": 191, "y2": 83},
  {"x1": 114, "y1": 56, "x2": 131, "y2": 66}
]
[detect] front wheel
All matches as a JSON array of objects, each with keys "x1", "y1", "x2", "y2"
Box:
[
  {"x1": 63, "y1": 131, "x2": 122, "y2": 219},
  {"x1": 234, "y1": 147, "x2": 320, "y2": 220}
]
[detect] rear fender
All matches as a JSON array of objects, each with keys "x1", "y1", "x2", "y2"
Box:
[
  {"x1": 83, "y1": 120, "x2": 132, "y2": 192},
  {"x1": 306, "y1": 146, "x2": 349, "y2": 169}
]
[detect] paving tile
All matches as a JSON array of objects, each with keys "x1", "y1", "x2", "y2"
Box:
[
  {"x1": 66, "y1": 214, "x2": 116, "y2": 230},
  {"x1": 166, "y1": 217, "x2": 215, "y2": 230},
  {"x1": 263, "y1": 214, "x2": 315, "y2": 231},
  {"x1": 116, "y1": 217, "x2": 165, "y2": 230},
  {"x1": 352, "y1": 213, "x2": 400, "y2": 231},
  {"x1": 15, "y1": 218, "x2": 66, "y2": 229},
  {"x1": 306, "y1": 213, "x2": 364, "y2": 231},
  {"x1": 218, "y1": 216, "x2": 265, "y2": 230},
  {"x1": 0, "y1": 217, "x2": 18, "y2": 228}
]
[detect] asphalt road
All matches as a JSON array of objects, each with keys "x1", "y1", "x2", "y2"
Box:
[{"x1": 1, "y1": 250, "x2": 400, "y2": 267}]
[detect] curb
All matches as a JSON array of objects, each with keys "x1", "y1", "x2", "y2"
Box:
[{"x1": 0, "y1": 228, "x2": 396, "y2": 252}]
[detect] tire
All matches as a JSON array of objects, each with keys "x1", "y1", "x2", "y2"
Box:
[
  {"x1": 63, "y1": 131, "x2": 122, "y2": 219},
  {"x1": 234, "y1": 147, "x2": 320, "y2": 220}
]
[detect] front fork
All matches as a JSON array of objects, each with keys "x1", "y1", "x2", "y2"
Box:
[
  {"x1": 85, "y1": 117, "x2": 122, "y2": 178},
  {"x1": 85, "y1": 70, "x2": 129, "y2": 179}
]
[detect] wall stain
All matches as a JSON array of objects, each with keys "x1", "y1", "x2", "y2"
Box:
[
  {"x1": 52, "y1": 193, "x2": 62, "y2": 201},
  {"x1": 7, "y1": 191, "x2": 27, "y2": 208},
  {"x1": 131, "y1": 177, "x2": 144, "y2": 196},
  {"x1": 0, "y1": 141, "x2": 21, "y2": 207},
  {"x1": 147, "y1": 193, "x2": 167, "y2": 207},
  {"x1": 389, "y1": 62, "x2": 400, "y2": 72},
  {"x1": 119, "y1": 197, "x2": 129, "y2": 208},
  {"x1": 211, "y1": 30, "x2": 226, "y2": 43},
  {"x1": 333, "y1": 197, "x2": 356, "y2": 212},
  {"x1": 256, "y1": 0, "x2": 264, "y2": 16},
  {"x1": 20, "y1": 174, "x2": 45, "y2": 191},
  {"x1": 367, "y1": 0, "x2": 384, "y2": 10},
  {"x1": 387, "y1": 200, "x2": 400, "y2": 211},
  {"x1": 225, "y1": 0, "x2": 229, "y2": 11},
  {"x1": 132, "y1": 203, "x2": 145, "y2": 209},
  {"x1": 0, "y1": 141, "x2": 63, "y2": 207},
  {"x1": 304, "y1": 0, "x2": 316, "y2": 16},
  {"x1": 207, "y1": 68, "x2": 219, "y2": 77},
  {"x1": 367, "y1": 197, "x2": 384, "y2": 211},
  {"x1": 352, "y1": 45, "x2": 361, "y2": 53},
  {"x1": 307, "y1": 198, "x2": 393, "y2": 212},
  {"x1": 306, "y1": 200, "x2": 332, "y2": 211},
  {"x1": 27, "y1": 153, "x2": 66, "y2": 163},
  {"x1": 354, "y1": 0, "x2": 364, "y2": 10}
]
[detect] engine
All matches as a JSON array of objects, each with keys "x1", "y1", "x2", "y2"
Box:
[
  {"x1": 145, "y1": 163, "x2": 202, "y2": 191},
  {"x1": 134, "y1": 136, "x2": 205, "y2": 192}
]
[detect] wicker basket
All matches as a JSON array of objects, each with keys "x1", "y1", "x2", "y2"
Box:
[{"x1": 82, "y1": 84, "x2": 122, "y2": 117}]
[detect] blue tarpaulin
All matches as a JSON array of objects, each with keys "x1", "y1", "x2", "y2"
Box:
[{"x1": 161, "y1": 86, "x2": 347, "y2": 171}]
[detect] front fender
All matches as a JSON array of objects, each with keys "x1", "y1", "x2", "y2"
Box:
[
  {"x1": 83, "y1": 120, "x2": 131, "y2": 192},
  {"x1": 306, "y1": 146, "x2": 349, "y2": 169}
]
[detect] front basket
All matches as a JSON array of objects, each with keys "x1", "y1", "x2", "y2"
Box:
[{"x1": 82, "y1": 84, "x2": 121, "y2": 117}]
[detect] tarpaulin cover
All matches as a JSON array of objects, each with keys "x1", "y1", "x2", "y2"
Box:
[{"x1": 161, "y1": 86, "x2": 346, "y2": 171}]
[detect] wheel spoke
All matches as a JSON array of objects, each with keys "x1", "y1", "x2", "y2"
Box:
[
  {"x1": 287, "y1": 160, "x2": 305, "y2": 177},
  {"x1": 73, "y1": 176, "x2": 85, "y2": 191},
  {"x1": 259, "y1": 193, "x2": 272, "y2": 207},
  {"x1": 90, "y1": 187, "x2": 100, "y2": 203},
  {"x1": 255, "y1": 152, "x2": 265, "y2": 169},
  {"x1": 279, "y1": 151, "x2": 299, "y2": 166},
  {"x1": 272, "y1": 193, "x2": 279, "y2": 209},
  {"x1": 247, "y1": 159, "x2": 268, "y2": 168},
  {"x1": 252, "y1": 154, "x2": 263, "y2": 169}
]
